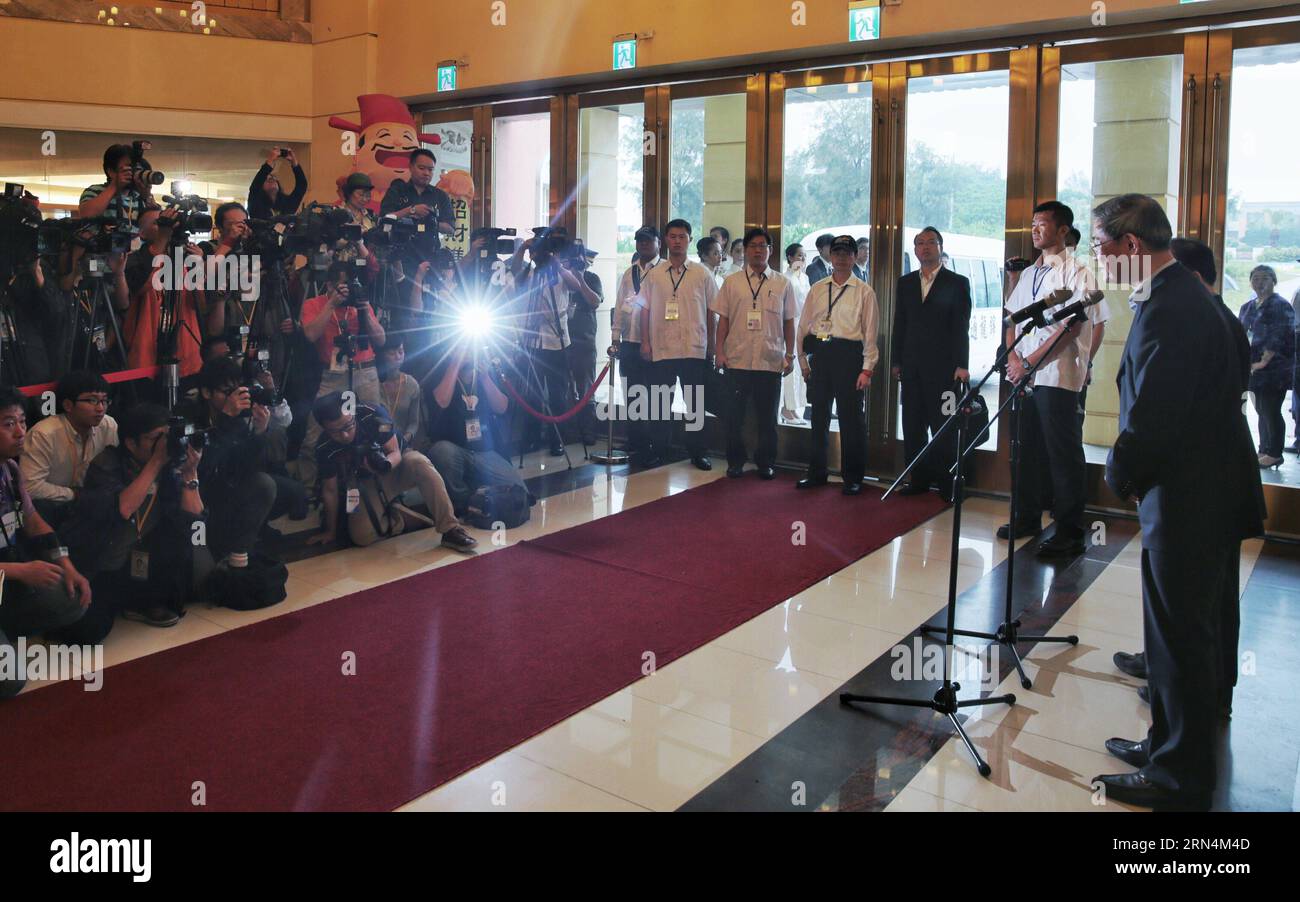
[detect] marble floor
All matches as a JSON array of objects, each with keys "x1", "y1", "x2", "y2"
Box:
[{"x1": 18, "y1": 453, "x2": 1299, "y2": 813}]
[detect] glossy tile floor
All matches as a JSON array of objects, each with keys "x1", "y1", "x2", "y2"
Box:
[{"x1": 20, "y1": 453, "x2": 1298, "y2": 813}]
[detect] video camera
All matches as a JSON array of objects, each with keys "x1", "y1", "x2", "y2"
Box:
[
  {"x1": 131, "y1": 140, "x2": 165, "y2": 187},
  {"x1": 474, "y1": 227, "x2": 517, "y2": 258},
  {"x1": 160, "y1": 184, "x2": 214, "y2": 237},
  {"x1": 364, "y1": 214, "x2": 427, "y2": 250},
  {"x1": 37, "y1": 216, "x2": 136, "y2": 260},
  {"x1": 0, "y1": 183, "x2": 42, "y2": 280}
]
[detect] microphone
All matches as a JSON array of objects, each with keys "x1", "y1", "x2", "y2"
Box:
[
  {"x1": 1005, "y1": 288, "x2": 1072, "y2": 327},
  {"x1": 1050, "y1": 290, "x2": 1106, "y2": 323}
]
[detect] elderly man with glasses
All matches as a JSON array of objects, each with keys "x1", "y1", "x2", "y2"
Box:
[{"x1": 19, "y1": 371, "x2": 119, "y2": 530}]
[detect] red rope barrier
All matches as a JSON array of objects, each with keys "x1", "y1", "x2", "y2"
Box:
[
  {"x1": 18, "y1": 366, "x2": 163, "y2": 398},
  {"x1": 502, "y1": 362, "x2": 611, "y2": 424}
]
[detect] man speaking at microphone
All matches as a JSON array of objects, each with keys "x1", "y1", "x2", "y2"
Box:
[{"x1": 1003, "y1": 201, "x2": 1094, "y2": 558}]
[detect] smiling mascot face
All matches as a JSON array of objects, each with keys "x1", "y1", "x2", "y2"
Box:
[{"x1": 329, "y1": 94, "x2": 441, "y2": 211}]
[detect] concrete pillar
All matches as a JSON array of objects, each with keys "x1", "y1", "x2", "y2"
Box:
[
  {"x1": 1083, "y1": 56, "x2": 1182, "y2": 447},
  {"x1": 579, "y1": 106, "x2": 621, "y2": 357},
  {"x1": 702, "y1": 94, "x2": 747, "y2": 244}
]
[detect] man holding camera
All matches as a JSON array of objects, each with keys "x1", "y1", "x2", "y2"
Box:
[
  {"x1": 173, "y1": 357, "x2": 279, "y2": 573},
  {"x1": 78, "y1": 144, "x2": 155, "y2": 226},
  {"x1": 564, "y1": 246, "x2": 604, "y2": 445},
  {"x1": 63, "y1": 402, "x2": 207, "y2": 632},
  {"x1": 511, "y1": 234, "x2": 578, "y2": 456},
  {"x1": 307, "y1": 392, "x2": 476, "y2": 551},
  {"x1": 297, "y1": 263, "x2": 386, "y2": 487},
  {"x1": 379, "y1": 148, "x2": 455, "y2": 251},
  {"x1": 248, "y1": 146, "x2": 308, "y2": 220}
]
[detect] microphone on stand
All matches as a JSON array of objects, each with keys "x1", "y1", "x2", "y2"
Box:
[
  {"x1": 1005, "y1": 288, "x2": 1073, "y2": 329},
  {"x1": 1050, "y1": 290, "x2": 1106, "y2": 323}
]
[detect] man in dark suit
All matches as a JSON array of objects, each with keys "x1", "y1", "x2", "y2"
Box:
[
  {"x1": 1112, "y1": 238, "x2": 1265, "y2": 718},
  {"x1": 1092, "y1": 196, "x2": 1263, "y2": 811},
  {"x1": 891, "y1": 227, "x2": 972, "y2": 500},
  {"x1": 805, "y1": 234, "x2": 834, "y2": 286}
]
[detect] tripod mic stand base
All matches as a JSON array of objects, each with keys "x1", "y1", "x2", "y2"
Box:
[
  {"x1": 591, "y1": 450, "x2": 629, "y2": 465},
  {"x1": 919, "y1": 620, "x2": 1079, "y2": 690},
  {"x1": 840, "y1": 684, "x2": 1016, "y2": 778}
]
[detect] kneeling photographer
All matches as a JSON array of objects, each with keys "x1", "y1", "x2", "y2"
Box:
[
  {"x1": 62, "y1": 402, "x2": 207, "y2": 631},
  {"x1": 173, "y1": 357, "x2": 281, "y2": 572},
  {"x1": 307, "y1": 391, "x2": 476, "y2": 552}
]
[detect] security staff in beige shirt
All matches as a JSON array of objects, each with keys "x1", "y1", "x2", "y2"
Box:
[
  {"x1": 711, "y1": 227, "x2": 797, "y2": 480},
  {"x1": 638, "y1": 219, "x2": 718, "y2": 470},
  {"x1": 795, "y1": 235, "x2": 880, "y2": 495}
]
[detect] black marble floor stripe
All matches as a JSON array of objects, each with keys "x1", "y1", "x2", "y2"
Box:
[
  {"x1": 1213, "y1": 541, "x2": 1300, "y2": 812},
  {"x1": 678, "y1": 512, "x2": 1140, "y2": 812}
]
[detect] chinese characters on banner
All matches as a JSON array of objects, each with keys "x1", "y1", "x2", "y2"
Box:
[{"x1": 432, "y1": 122, "x2": 475, "y2": 261}]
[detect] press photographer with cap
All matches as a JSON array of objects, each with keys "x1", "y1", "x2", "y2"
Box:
[{"x1": 795, "y1": 234, "x2": 879, "y2": 495}]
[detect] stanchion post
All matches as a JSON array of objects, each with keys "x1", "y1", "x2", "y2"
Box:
[{"x1": 592, "y1": 345, "x2": 628, "y2": 466}]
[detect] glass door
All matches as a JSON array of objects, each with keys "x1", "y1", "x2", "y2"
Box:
[{"x1": 490, "y1": 101, "x2": 553, "y2": 238}]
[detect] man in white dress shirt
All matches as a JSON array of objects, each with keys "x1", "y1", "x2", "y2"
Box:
[{"x1": 614, "y1": 226, "x2": 662, "y2": 463}]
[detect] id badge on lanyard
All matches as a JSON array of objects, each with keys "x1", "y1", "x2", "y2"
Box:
[
  {"x1": 464, "y1": 393, "x2": 482, "y2": 442},
  {"x1": 129, "y1": 547, "x2": 150, "y2": 582},
  {"x1": 747, "y1": 306, "x2": 762, "y2": 331}
]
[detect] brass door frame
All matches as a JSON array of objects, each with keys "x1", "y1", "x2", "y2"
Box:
[{"x1": 481, "y1": 98, "x2": 553, "y2": 232}]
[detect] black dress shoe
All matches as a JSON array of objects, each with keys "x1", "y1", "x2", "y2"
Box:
[
  {"x1": 757, "y1": 467, "x2": 776, "y2": 480},
  {"x1": 796, "y1": 475, "x2": 828, "y2": 489},
  {"x1": 996, "y1": 521, "x2": 1041, "y2": 540},
  {"x1": 898, "y1": 482, "x2": 930, "y2": 496},
  {"x1": 1036, "y1": 533, "x2": 1086, "y2": 558},
  {"x1": 1104, "y1": 737, "x2": 1149, "y2": 768},
  {"x1": 1092, "y1": 772, "x2": 1210, "y2": 811},
  {"x1": 726, "y1": 466, "x2": 744, "y2": 479},
  {"x1": 1138, "y1": 684, "x2": 1150, "y2": 705},
  {"x1": 842, "y1": 481, "x2": 863, "y2": 496},
  {"x1": 692, "y1": 455, "x2": 713, "y2": 471},
  {"x1": 1113, "y1": 650, "x2": 1148, "y2": 680}
]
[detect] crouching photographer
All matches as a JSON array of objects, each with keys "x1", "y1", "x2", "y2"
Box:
[
  {"x1": 307, "y1": 391, "x2": 476, "y2": 552},
  {"x1": 61, "y1": 402, "x2": 207, "y2": 632},
  {"x1": 173, "y1": 357, "x2": 285, "y2": 569}
]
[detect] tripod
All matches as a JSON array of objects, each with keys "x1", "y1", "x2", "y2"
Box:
[
  {"x1": 928, "y1": 313, "x2": 1087, "y2": 689},
  {"x1": 840, "y1": 385, "x2": 1017, "y2": 777},
  {"x1": 70, "y1": 260, "x2": 129, "y2": 374}
]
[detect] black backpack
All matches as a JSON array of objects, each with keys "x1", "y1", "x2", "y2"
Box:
[
  {"x1": 200, "y1": 551, "x2": 289, "y2": 611},
  {"x1": 463, "y1": 484, "x2": 532, "y2": 530}
]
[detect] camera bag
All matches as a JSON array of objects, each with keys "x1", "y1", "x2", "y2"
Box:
[
  {"x1": 463, "y1": 483, "x2": 531, "y2": 530},
  {"x1": 201, "y1": 551, "x2": 289, "y2": 611}
]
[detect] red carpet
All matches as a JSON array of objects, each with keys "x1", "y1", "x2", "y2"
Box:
[{"x1": 0, "y1": 474, "x2": 946, "y2": 811}]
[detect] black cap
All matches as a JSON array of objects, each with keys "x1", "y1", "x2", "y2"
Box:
[
  {"x1": 634, "y1": 226, "x2": 659, "y2": 241},
  {"x1": 584, "y1": 247, "x2": 599, "y2": 260},
  {"x1": 830, "y1": 235, "x2": 857, "y2": 254}
]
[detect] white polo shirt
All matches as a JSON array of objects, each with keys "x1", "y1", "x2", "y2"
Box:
[
  {"x1": 709, "y1": 266, "x2": 798, "y2": 373},
  {"x1": 638, "y1": 259, "x2": 718, "y2": 362},
  {"x1": 1005, "y1": 256, "x2": 1094, "y2": 392},
  {"x1": 614, "y1": 256, "x2": 660, "y2": 343}
]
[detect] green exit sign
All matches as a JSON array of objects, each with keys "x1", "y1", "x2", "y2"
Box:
[
  {"x1": 849, "y1": 2, "x2": 880, "y2": 42},
  {"x1": 613, "y1": 39, "x2": 637, "y2": 71},
  {"x1": 437, "y1": 64, "x2": 457, "y2": 92}
]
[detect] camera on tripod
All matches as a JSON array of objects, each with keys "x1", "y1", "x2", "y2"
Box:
[
  {"x1": 364, "y1": 214, "x2": 424, "y2": 250},
  {"x1": 130, "y1": 140, "x2": 165, "y2": 187},
  {"x1": 0, "y1": 183, "x2": 42, "y2": 281},
  {"x1": 474, "y1": 227, "x2": 517, "y2": 258},
  {"x1": 167, "y1": 416, "x2": 209, "y2": 464},
  {"x1": 160, "y1": 184, "x2": 214, "y2": 237}
]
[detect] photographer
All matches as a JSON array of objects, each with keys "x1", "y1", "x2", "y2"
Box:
[
  {"x1": 510, "y1": 233, "x2": 575, "y2": 456},
  {"x1": 306, "y1": 391, "x2": 476, "y2": 551},
  {"x1": 63, "y1": 402, "x2": 207, "y2": 632},
  {"x1": 3, "y1": 253, "x2": 64, "y2": 387},
  {"x1": 171, "y1": 357, "x2": 280, "y2": 570},
  {"x1": 242, "y1": 357, "x2": 308, "y2": 532},
  {"x1": 204, "y1": 202, "x2": 295, "y2": 352},
  {"x1": 0, "y1": 386, "x2": 93, "y2": 696},
  {"x1": 248, "y1": 146, "x2": 308, "y2": 220},
  {"x1": 380, "y1": 148, "x2": 454, "y2": 255},
  {"x1": 334, "y1": 173, "x2": 379, "y2": 277},
  {"x1": 78, "y1": 144, "x2": 155, "y2": 226},
  {"x1": 427, "y1": 343, "x2": 528, "y2": 513},
  {"x1": 564, "y1": 246, "x2": 604, "y2": 445},
  {"x1": 297, "y1": 263, "x2": 386, "y2": 487},
  {"x1": 121, "y1": 205, "x2": 210, "y2": 379},
  {"x1": 378, "y1": 339, "x2": 425, "y2": 452}
]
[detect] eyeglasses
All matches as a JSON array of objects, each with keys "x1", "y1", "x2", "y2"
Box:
[
  {"x1": 75, "y1": 396, "x2": 110, "y2": 409},
  {"x1": 324, "y1": 418, "x2": 356, "y2": 438}
]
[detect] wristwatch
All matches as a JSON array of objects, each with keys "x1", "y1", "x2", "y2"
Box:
[{"x1": 183, "y1": 479, "x2": 201, "y2": 491}]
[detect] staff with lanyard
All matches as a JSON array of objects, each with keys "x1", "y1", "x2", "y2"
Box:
[
  {"x1": 795, "y1": 235, "x2": 880, "y2": 495},
  {"x1": 614, "y1": 227, "x2": 662, "y2": 464}
]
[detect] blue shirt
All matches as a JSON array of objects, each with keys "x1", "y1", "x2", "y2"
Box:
[{"x1": 1239, "y1": 293, "x2": 1296, "y2": 393}]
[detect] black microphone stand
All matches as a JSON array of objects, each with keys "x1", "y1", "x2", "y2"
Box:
[
  {"x1": 930, "y1": 309, "x2": 1089, "y2": 688},
  {"x1": 839, "y1": 355, "x2": 1020, "y2": 777}
]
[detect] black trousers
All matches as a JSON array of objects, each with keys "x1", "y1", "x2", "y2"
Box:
[
  {"x1": 1016, "y1": 385, "x2": 1086, "y2": 538},
  {"x1": 648, "y1": 356, "x2": 707, "y2": 457},
  {"x1": 526, "y1": 347, "x2": 572, "y2": 448},
  {"x1": 726, "y1": 368, "x2": 782, "y2": 469},
  {"x1": 1141, "y1": 545, "x2": 1227, "y2": 796},
  {"x1": 1254, "y1": 387, "x2": 1285, "y2": 458},
  {"x1": 808, "y1": 339, "x2": 866, "y2": 482},
  {"x1": 566, "y1": 341, "x2": 599, "y2": 441},
  {"x1": 618, "y1": 343, "x2": 650, "y2": 457},
  {"x1": 900, "y1": 369, "x2": 951, "y2": 488},
  {"x1": 1219, "y1": 543, "x2": 1242, "y2": 706}
]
